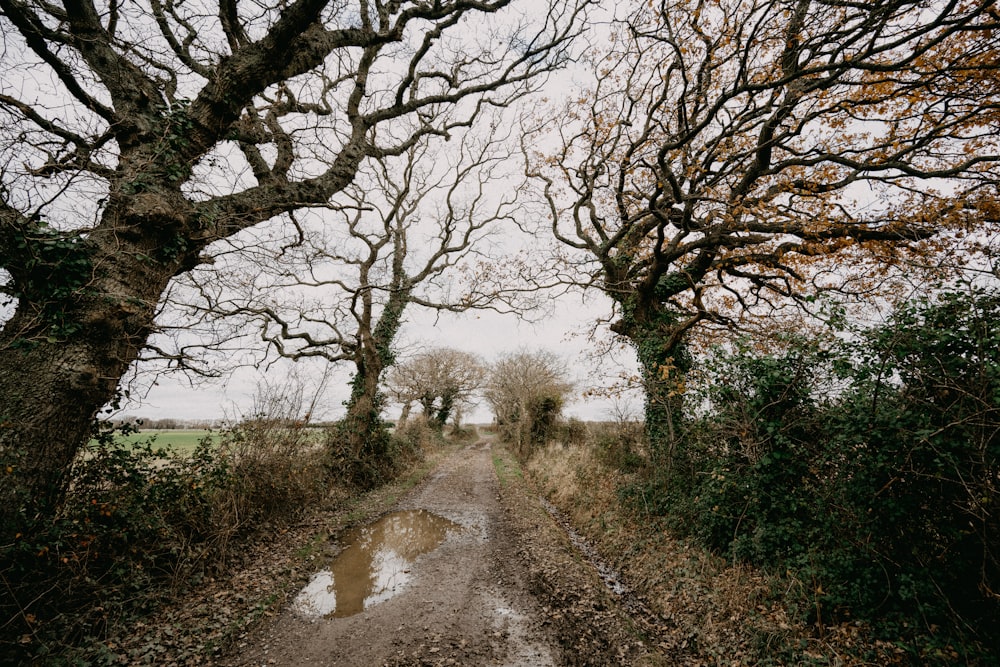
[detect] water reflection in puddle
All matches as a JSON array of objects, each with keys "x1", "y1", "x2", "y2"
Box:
[{"x1": 293, "y1": 509, "x2": 460, "y2": 619}]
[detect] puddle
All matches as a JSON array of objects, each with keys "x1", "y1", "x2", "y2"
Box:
[{"x1": 293, "y1": 509, "x2": 460, "y2": 619}]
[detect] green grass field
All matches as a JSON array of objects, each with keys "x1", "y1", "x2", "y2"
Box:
[{"x1": 96, "y1": 429, "x2": 218, "y2": 454}]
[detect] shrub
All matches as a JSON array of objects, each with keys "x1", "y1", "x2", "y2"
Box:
[
  {"x1": 447, "y1": 422, "x2": 479, "y2": 442},
  {"x1": 324, "y1": 413, "x2": 398, "y2": 488},
  {"x1": 484, "y1": 350, "x2": 572, "y2": 459},
  {"x1": 0, "y1": 415, "x2": 328, "y2": 663},
  {"x1": 588, "y1": 420, "x2": 645, "y2": 472},
  {"x1": 394, "y1": 414, "x2": 443, "y2": 453},
  {"x1": 557, "y1": 417, "x2": 589, "y2": 446},
  {"x1": 1, "y1": 431, "x2": 215, "y2": 662},
  {"x1": 211, "y1": 415, "x2": 327, "y2": 557},
  {"x1": 324, "y1": 409, "x2": 441, "y2": 489},
  {"x1": 632, "y1": 288, "x2": 999, "y2": 658},
  {"x1": 821, "y1": 288, "x2": 1000, "y2": 639}
]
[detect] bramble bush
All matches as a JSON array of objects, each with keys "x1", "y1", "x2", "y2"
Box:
[
  {"x1": 0, "y1": 414, "x2": 327, "y2": 663},
  {"x1": 1, "y1": 428, "x2": 218, "y2": 663},
  {"x1": 215, "y1": 413, "x2": 326, "y2": 547},
  {"x1": 324, "y1": 412, "x2": 425, "y2": 488},
  {"x1": 392, "y1": 413, "x2": 444, "y2": 457},
  {"x1": 628, "y1": 287, "x2": 999, "y2": 662},
  {"x1": 447, "y1": 422, "x2": 479, "y2": 442},
  {"x1": 585, "y1": 419, "x2": 645, "y2": 472}
]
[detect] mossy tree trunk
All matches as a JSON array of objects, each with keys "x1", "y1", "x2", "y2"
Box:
[
  {"x1": 0, "y1": 203, "x2": 191, "y2": 527},
  {"x1": 612, "y1": 306, "x2": 691, "y2": 470},
  {"x1": 334, "y1": 267, "x2": 411, "y2": 486},
  {"x1": 605, "y1": 253, "x2": 706, "y2": 471}
]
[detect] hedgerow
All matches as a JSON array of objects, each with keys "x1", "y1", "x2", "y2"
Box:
[
  {"x1": 0, "y1": 417, "x2": 326, "y2": 664},
  {"x1": 626, "y1": 287, "x2": 999, "y2": 662}
]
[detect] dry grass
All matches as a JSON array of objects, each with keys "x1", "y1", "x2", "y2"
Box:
[{"x1": 527, "y1": 440, "x2": 898, "y2": 666}]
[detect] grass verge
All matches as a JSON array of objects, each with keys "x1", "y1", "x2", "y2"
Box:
[
  {"x1": 491, "y1": 443, "x2": 670, "y2": 666},
  {"x1": 526, "y1": 441, "x2": 907, "y2": 666},
  {"x1": 491, "y1": 450, "x2": 522, "y2": 487}
]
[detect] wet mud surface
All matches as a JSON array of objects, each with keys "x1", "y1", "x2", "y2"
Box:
[
  {"x1": 292, "y1": 509, "x2": 461, "y2": 619},
  {"x1": 224, "y1": 440, "x2": 565, "y2": 666}
]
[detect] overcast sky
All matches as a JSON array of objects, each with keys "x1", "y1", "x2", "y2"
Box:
[{"x1": 119, "y1": 289, "x2": 644, "y2": 425}]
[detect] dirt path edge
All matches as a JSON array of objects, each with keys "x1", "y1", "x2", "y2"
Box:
[
  {"x1": 110, "y1": 442, "x2": 459, "y2": 665},
  {"x1": 490, "y1": 445, "x2": 668, "y2": 667}
]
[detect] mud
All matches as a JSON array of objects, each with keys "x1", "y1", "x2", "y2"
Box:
[
  {"x1": 292, "y1": 509, "x2": 461, "y2": 620},
  {"x1": 223, "y1": 440, "x2": 561, "y2": 666}
]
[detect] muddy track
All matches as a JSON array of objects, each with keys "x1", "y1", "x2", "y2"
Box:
[{"x1": 221, "y1": 440, "x2": 665, "y2": 666}]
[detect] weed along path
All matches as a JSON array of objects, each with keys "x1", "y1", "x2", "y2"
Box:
[{"x1": 222, "y1": 439, "x2": 665, "y2": 667}]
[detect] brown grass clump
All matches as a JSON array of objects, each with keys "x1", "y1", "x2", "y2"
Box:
[
  {"x1": 394, "y1": 414, "x2": 445, "y2": 453},
  {"x1": 209, "y1": 417, "x2": 328, "y2": 563},
  {"x1": 527, "y1": 439, "x2": 899, "y2": 666}
]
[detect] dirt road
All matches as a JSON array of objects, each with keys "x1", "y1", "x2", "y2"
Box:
[{"x1": 222, "y1": 439, "x2": 663, "y2": 667}]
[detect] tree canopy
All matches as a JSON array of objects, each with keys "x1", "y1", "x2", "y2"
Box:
[
  {"x1": 386, "y1": 347, "x2": 484, "y2": 427},
  {"x1": 0, "y1": 0, "x2": 590, "y2": 525},
  {"x1": 485, "y1": 349, "x2": 572, "y2": 456},
  {"x1": 527, "y1": 0, "x2": 1000, "y2": 455}
]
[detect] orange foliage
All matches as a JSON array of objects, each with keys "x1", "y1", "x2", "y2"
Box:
[{"x1": 530, "y1": 0, "x2": 1000, "y2": 342}]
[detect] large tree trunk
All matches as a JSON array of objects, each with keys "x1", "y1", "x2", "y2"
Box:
[
  {"x1": 0, "y1": 332, "x2": 149, "y2": 659},
  {"x1": 0, "y1": 215, "x2": 184, "y2": 532},
  {"x1": 333, "y1": 286, "x2": 410, "y2": 487},
  {"x1": 434, "y1": 391, "x2": 455, "y2": 428},
  {"x1": 342, "y1": 356, "x2": 389, "y2": 457},
  {"x1": 0, "y1": 340, "x2": 118, "y2": 525},
  {"x1": 398, "y1": 402, "x2": 412, "y2": 425}
]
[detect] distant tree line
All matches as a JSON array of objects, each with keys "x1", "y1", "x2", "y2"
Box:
[{"x1": 105, "y1": 417, "x2": 224, "y2": 431}]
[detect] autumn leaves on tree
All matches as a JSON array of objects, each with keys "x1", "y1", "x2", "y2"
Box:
[{"x1": 528, "y1": 0, "x2": 1000, "y2": 457}]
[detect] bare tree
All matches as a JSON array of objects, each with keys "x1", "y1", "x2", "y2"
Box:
[
  {"x1": 484, "y1": 349, "x2": 571, "y2": 457},
  {"x1": 386, "y1": 347, "x2": 484, "y2": 428},
  {"x1": 162, "y1": 121, "x2": 528, "y2": 474},
  {"x1": 528, "y1": 0, "x2": 1000, "y2": 461},
  {"x1": 0, "y1": 0, "x2": 590, "y2": 524}
]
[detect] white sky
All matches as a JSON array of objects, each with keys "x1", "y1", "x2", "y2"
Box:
[
  {"x1": 120, "y1": 290, "x2": 643, "y2": 424},
  {"x1": 108, "y1": 2, "x2": 633, "y2": 426}
]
